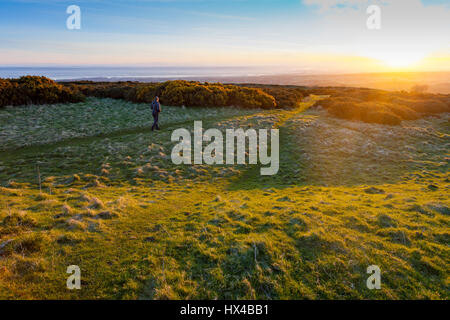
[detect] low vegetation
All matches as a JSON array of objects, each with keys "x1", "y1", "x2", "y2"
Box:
[
  {"x1": 0, "y1": 97, "x2": 257, "y2": 151},
  {"x1": 2, "y1": 77, "x2": 449, "y2": 127},
  {"x1": 0, "y1": 95, "x2": 448, "y2": 299},
  {"x1": 240, "y1": 84, "x2": 306, "y2": 109},
  {"x1": 68, "y1": 80, "x2": 277, "y2": 109},
  {"x1": 314, "y1": 87, "x2": 450, "y2": 125},
  {"x1": 0, "y1": 76, "x2": 84, "y2": 107}
]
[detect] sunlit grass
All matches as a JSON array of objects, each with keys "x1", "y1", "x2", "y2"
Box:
[{"x1": 0, "y1": 97, "x2": 448, "y2": 299}]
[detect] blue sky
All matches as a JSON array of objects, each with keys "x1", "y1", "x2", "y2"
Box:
[{"x1": 0, "y1": 0, "x2": 449, "y2": 72}]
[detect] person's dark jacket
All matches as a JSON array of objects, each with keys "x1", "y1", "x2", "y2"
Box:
[{"x1": 151, "y1": 99, "x2": 161, "y2": 116}]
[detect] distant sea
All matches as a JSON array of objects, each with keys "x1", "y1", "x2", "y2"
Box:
[
  {"x1": 0, "y1": 66, "x2": 290, "y2": 81},
  {"x1": 2, "y1": 67, "x2": 447, "y2": 93}
]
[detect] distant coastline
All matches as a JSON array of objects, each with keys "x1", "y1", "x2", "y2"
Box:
[
  {"x1": 0, "y1": 67, "x2": 449, "y2": 94},
  {"x1": 0, "y1": 66, "x2": 294, "y2": 81}
]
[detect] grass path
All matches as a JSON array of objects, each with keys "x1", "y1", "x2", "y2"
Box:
[{"x1": 229, "y1": 95, "x2": 327, "y2": 190}]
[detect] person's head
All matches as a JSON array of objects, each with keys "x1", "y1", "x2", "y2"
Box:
[{"x1": 155, "y1": 96, "x2": 159, "y2": 102}]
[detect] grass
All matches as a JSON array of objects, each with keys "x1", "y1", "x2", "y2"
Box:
[
  {"x1": 0, "y1": 97, "x2": 448, "y2": 299},
  {"x1": 0, "y1": 97, "x2": 258, "y2": 151}
]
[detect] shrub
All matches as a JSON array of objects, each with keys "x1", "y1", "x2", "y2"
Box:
[
  {"x1": 261, "y1": 87, "x2": 304, "y2": 108},
  {"x1": 316, "y1": 87, "x2": 450, "y2": 125},
  {"x1": 391, "y1": 98, "x2": 450, "y2": 114},
  {"x1": 0, "y1": 76, "x2": 85, "y2": 107},
  {"x1": 318, "y1": 98, "x2": 413, "y2": 125},
  {"x1": 68, "y1": 80, "x2": 277, "y2": 109},
  {"x1": 0, "y1": 78, "x2": 19, "y2": 107},
  {"x1": 226, "y1": 86, "x2": 276, "y2": 109}
]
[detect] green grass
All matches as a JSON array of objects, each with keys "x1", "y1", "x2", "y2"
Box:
[
  {"x1": 0, "y1": 97, "x2": 259, "y2": 151},
  {"x1": 0, "y1": 97, "x2": 448, "y2": 299}
]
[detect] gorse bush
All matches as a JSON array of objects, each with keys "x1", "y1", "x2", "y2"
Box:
[
  {"x1": 71, "y1": 81, "x2": 137, "y2": 101},
  {"x1": 71, "y1": 80, "x2": 278, "y2": 109},
  {"x1": 0, "y1": 76, "x2": 85, "y2": 107},
  {"x1": 4, "y1": 77, "x2": 449, "y2": 120},
  {"x1": 2, "y1": 78, "x2": 280, "y2": 109},
  {"x1": 0, "y1": 79, "x2": 17, "y2": 107},
  {"x1": 319, "y1": 98, "x2": 419, "y2": 125},
  {"x1": 390, "y1": 98, "x2": 449, "y2": 114},
  {"x1": 242, "y1": 84, "x2": 306, "y2": 109},
  {"x1": 316, "y1": 87, "x2": 450, "y2": 125},
  {"x1": 261, "y1": 87, "x2": 304, "y2": 109},
  {"x1": 1, "y1": 78, "x2": 280, "y2": 109}
]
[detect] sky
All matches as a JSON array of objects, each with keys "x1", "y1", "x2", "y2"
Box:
[{"x1": 0, "y1": 0, "x2": 449, "y2": 73}]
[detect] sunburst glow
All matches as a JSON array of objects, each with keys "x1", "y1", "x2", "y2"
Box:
[
  {"x1": 378, "y1": 52, "x2": 426, "y2": 68},
  {"x1": 360, "y1": 47, "x2": 429, "y2": 69}
]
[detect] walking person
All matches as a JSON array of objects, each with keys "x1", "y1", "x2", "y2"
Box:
[{"x1": 151, "y1": 96, "x2": 161, "y2": 131}]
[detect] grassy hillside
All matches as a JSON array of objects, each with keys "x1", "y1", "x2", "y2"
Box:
[
  {"x1": 0, "y1": 96, "x2": 448, "y2": 299},
  {"x1": 3, "y1": 76, "x2": 447, "y2": 126}
]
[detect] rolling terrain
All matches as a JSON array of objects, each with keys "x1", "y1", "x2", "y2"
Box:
[{"x1": 0, "y1": 96, "x2": 449, "y2": 299}]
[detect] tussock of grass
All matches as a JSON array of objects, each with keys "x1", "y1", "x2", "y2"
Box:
[
  {"x1": 64, "y1": 219, "x2": 87, "y2": 232},
  {"x1": 2, "y1": 212, "x2": 36, "y2": 229},
  {"x1": 0, "y1": 232, "x2": 48, "y2": 257},
  {"x1": 61, "y1": 204, "x2": 73, "y2": 216},
  {"x1": 56, "y1": 233, "x2": 83, "y2": 245},
  {"x1": 35, "y1": 193, "x2": 50, "y2": 201},
  {"x1": 88, "y1": 197, "x2": 105, "y2": 210},
  {"x1": 13, "y1": 255, "x2": 48, "y2": 276},
  {"x1": 95, "y1": 211, "x2": 117, "y2": 220},
  {"x1": 0, "y1": 187, "x2": 22, "y2": 197}
]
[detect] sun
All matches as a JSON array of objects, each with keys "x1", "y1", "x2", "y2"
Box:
[
  {"x1": 372, "y1": 51, "x2": 426, "y2": 68},
  {"x1": 377, "y1": 52, "x2": 426, "y2": 68},
  {"x1": 361, "y1": 46, "x2": 428, "y2": 69}
]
